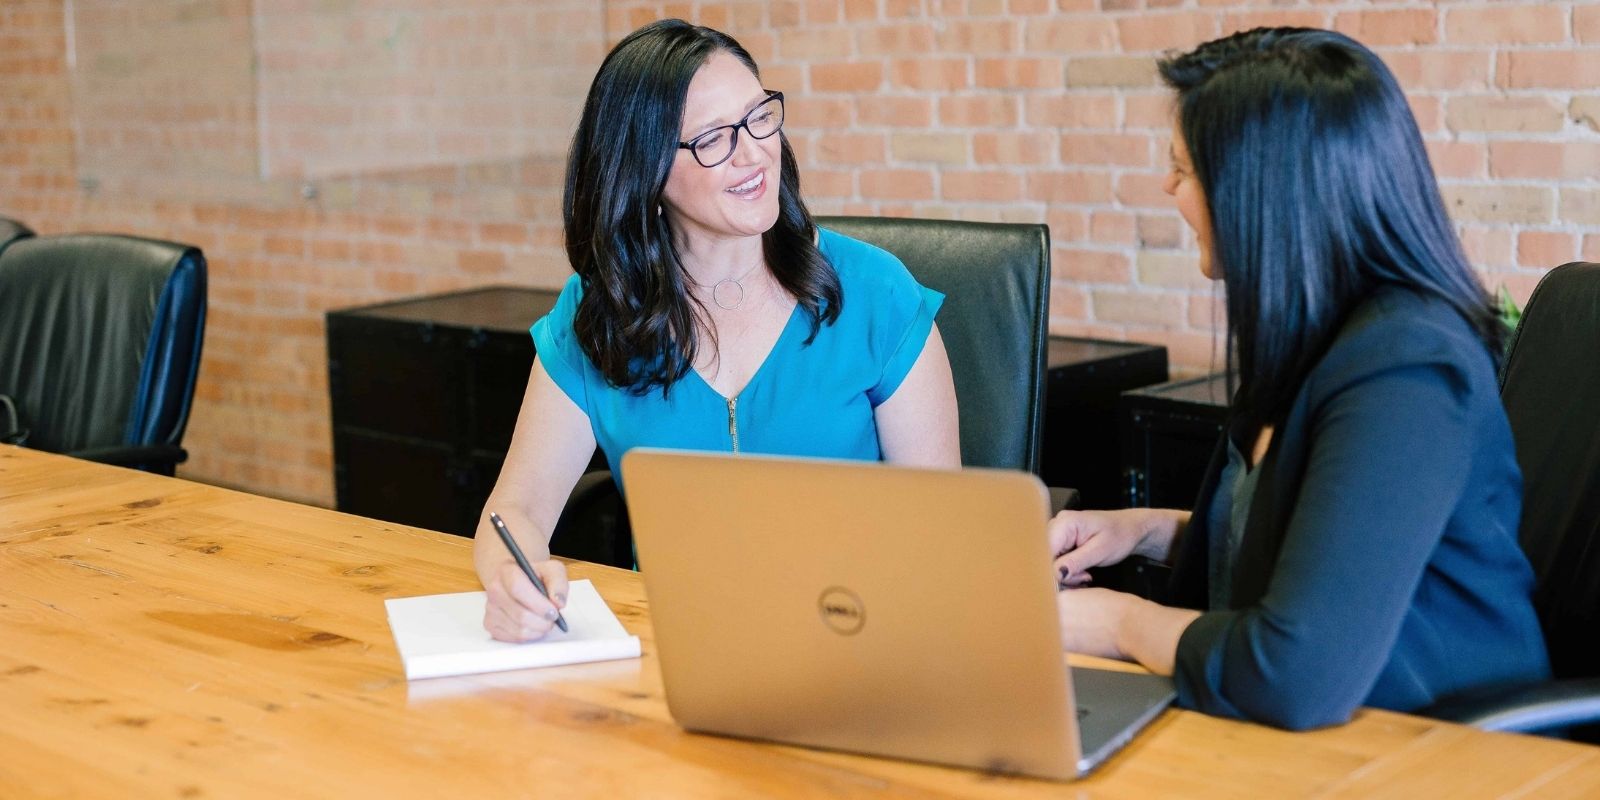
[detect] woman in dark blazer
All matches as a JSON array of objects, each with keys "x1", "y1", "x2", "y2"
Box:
[{"x1": 1049, "y1": 28, "x2": 1550, "y2": 730}]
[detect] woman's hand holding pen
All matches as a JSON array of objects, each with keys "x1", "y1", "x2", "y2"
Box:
[
  {"x1": 477, "y1": 509, "x2": 570, "y2": 643},
  {"x1": 483, "y1": 557, "x2": 570, "y2": 642}
]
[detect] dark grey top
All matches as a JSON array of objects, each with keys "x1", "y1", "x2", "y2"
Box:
[
  {"x1": 1207, "y1": 439, "x2": 1261, "y2": 612},
  {"x1": 1167, "y1": 288, "x2": 1550, "y2": 730}
]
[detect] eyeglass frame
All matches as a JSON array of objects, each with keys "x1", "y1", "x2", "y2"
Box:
[{"x1": 676, "y1": 91, "x2": 786, "y2": 169}]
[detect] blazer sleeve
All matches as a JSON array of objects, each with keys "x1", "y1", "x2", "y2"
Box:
[{"x1": 1172, "y1": 352, "x2": 1481, "y2": 730}]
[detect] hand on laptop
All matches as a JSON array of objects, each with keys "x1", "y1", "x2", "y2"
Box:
[
  {"x1": 1049, "y1": 508, "x2": 1188, "y2": 588},
  {"x1": 482, "y1": 558, "x2": 570, "y2": 643}
]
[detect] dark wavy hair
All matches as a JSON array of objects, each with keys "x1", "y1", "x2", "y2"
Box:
[
  {"x1": 563, "y1": 19, "x2": 841, "y2": 395},
  {"x1": 1159, "y1": 28, "x2": 1503, "y2": 433}
]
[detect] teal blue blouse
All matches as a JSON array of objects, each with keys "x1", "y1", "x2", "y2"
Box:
[{"x1": 531, "y1": 228, "x2": 943, "y2": 489}]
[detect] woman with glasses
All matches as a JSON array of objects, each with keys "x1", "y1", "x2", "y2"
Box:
[
  {"x1": 1046, "y1": 28, "x2": 1548, "y2": 730},
  {"x1": 473, "y1": 19, "x2": 959, "y2": 642}
]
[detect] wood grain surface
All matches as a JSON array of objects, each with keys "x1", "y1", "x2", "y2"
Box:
[{"x1": 3, "y1": 445, "x2": 1596, "y2": 798}]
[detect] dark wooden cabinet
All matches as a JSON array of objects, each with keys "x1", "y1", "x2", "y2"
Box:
[
  {"x1": 1119, "y1": 373, "x2": 1231, "y2": 510},
  {"x1": 326, "y1": 286, "x2": 561, "y2": 538},
  {"x1": 1040, "y1": 337, "x2": 1169, "y2": 510}
]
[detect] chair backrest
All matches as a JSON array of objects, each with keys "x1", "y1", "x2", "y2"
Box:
[
  {"x1": 0, "y1": 217, "x2": 33, "y2": 252},
  {"x1": 1499, "y1": 262, "x2": 1600, "y2": 680},
  {"x1": 817, "y1": 216, "x2": 1050, "y2": 473},
  {"x1": 0, "y1": 234, "x2": 207, "y2": 455}
]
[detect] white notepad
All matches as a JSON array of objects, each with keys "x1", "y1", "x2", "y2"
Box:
[{"x1": 386, "y1": 579, "x2": 641, "y2": 680}]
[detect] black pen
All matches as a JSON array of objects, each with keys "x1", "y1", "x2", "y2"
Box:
[{"x1": 488, "y1": 511, "x2": 568, "y2": 633}]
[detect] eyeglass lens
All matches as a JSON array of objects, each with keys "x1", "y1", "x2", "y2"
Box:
[{"x1": 690, "y1": 95, "x2": 784, "y2": 167}]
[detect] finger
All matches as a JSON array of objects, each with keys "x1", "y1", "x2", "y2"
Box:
[
  {"x1": 536, "y1": 560, "x2": 570, "y2": 609},
  {"x1": 495, "y1": 562, "x2": 559, "y2": 619},
  {"x1": 1046, "y1": 511, "x2": 1083, "y2": 557},
  {"x1": 1055, "y1": 528, "x2": 1117, "y2": 577},
  {"x1": 1059, "y1": 571, "x2": 1094, "y2": 589},
  {"x1": 487, "y1": 600, "x2": 554, "y2": 642}
]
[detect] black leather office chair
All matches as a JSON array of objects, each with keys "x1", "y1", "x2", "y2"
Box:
[
  {"x1": 1423, "y1": 262, "x2": 1600, "y2": 739},
  {"x1": 549, "y1": 216, "x2": 1063, "y2": 567},
  {"x1": 0, "y1": 217, "x2": 33, "y2": 251},
  {"x1": 817, "y1": 216, "x2": 1052, "y2": 474},
  {"x1": 0, "y1": 234, "x2": 207, "y2": 476}
]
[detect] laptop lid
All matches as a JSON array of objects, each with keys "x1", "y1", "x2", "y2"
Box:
[{"x1": 623, "y1": 449, "x2": 1090, "y2": 780}]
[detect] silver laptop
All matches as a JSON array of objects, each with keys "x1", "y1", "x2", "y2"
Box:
[{"x1": 621, "y1": 449, "x2": 1175, "y2": 781}]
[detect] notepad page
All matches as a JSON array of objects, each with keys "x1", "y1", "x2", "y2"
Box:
[{"x1": 386, "y1": 579, "x2": 641, "y2": 680}]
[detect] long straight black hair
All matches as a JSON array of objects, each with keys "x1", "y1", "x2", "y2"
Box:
[
  {"x1": 1159, "y1": 28, "x2": 1502, "y2": 434},
  {"x1": 563, "y1": 19, "x2": 840, "y2": 395}
]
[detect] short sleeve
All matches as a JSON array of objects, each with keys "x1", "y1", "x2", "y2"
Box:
[
  {"x1": 867, "y1": 281, "x2": 944, "y2": 406},
  {"x1": 529, "y1": 274, "x2": 592, "y2": 415}
]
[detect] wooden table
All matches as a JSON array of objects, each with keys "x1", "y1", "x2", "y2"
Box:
[{"x1": 4, "y1": 446, "x2": 1598, "y2": 798}]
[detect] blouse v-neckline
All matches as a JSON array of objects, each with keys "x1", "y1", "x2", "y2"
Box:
[{"x1": 688, "y1": 302, "x2": 805, "y2": 401}]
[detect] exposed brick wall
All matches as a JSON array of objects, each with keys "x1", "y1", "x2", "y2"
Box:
[{"x1": 2, "y1": 0, "x2": 1596, "y2": 506}]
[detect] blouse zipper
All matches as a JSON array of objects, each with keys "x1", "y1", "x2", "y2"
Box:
[{"x1": 727, "y1": 396, "x2": 740, "y2": 454}]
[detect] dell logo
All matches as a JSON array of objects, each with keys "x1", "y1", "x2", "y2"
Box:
[{"x1": 817, "y1": 587, "x2": 866, "y2": 635}]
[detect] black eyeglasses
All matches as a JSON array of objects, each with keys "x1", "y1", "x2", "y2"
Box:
[{"x1": 677, "y1": 91, "x2": 785, "y2": 168}]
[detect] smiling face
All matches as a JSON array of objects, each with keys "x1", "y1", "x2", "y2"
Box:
[
  {"x1": 1162, "y1": 117, "x2": 1219, "y2": 281},
  {"x1": 659, "y1": 51, "x2": 782, "y2": 250}
]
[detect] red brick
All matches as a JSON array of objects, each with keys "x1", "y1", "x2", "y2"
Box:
[
  {"x1": 1499, "y1": 52, "x2": 1600, "y2": 90},
  {"x1": 1333, "y1": 9, "x2": 1438, "y2": 46},
  {"x1": 1024, "y1": 18, "x2": 1117, "y2": 53},
  {"x1": 1117, "y1": 13, "x2": 1219, "y2": 52},
  {"x1": 889, "y1": 58, "x2": 971, "y2": 91},
  {"x1": 937, "y1": 20, "x2": 1018, "y2": 53},
  {"x1": 1458, "y1": 226, "x2": 1516, "y2": 270},
  {"x1": 1443, "y1": 185, "x2": 1555, "y2": 226},
  {"x1": 855, "y1": 96, "x2": 932, "y2": 127},
  {"x1": 1026, "y1": 171, "x2": 1113, "y2": 204},
  {"x1": 1061, "y1": 133, "x2": 1149, "y2": 167},
  {"x1": 1057, "y1": 248, "x2": 1133, "y2": 283},
  {"x1": 777, "y1": 29, "x2": 854, "y2": 60},
  {"x1": 857, "y1": 23, "x2": 938, "y2": 56},
  {"x1": 805, "y1": 0, "x2": 842, "y2": 24},
  {"x1": 942, "y1": 170, "x2": 1025, "y2": 202},
  {"x1": 1570, "y1": 97, "x2": 1600, "y2": 134},
  {"x1": 1426, "y1": 140, "x2": 1486, "y2": 180},
  {"x1": 1446, "y1": 96, "x2": 1566, "y2": 134},
  {"x1": 811, "y1": 61, "x2": 885, "y2": 93},
  {"x1": 1584, "y1": 235, "x2": 1600, "y2": 262},
  {"x1": 1025, "y1": 94, "x2": 1117, "y2": 128},
  {"x1": 1446, "y1": 5, "x2": 1566, "y2": 45},
  {"x1": 1047, "y1": 208, "x2": 1089, "y2": 242},
  {"x1": 976, "y1": 57, "x2": 1063, "y2": 90},
  {"x1": 891, "y1": 132, "x2": 969, "y2": 164},
  {"x1": 1580, "y1": 5, "x2": 1600, "y2": 44},
  {"x1": 1220, "y1": 11, "x2": 1328, "y2": 35},
  {"x1": 974, "y1": 131, "x2": 1057, "y2": 165},
  {"x1": 1050, "y1": 283, "x2": 1090, "y2": 322},
  {"x1": 1066, "y1": 57, "x2": 1158, "y2": 88},
  {"x1": 1139, "y1": 251, "x2": 1210, "y2": 289},
  {"x1": 1093, "y1": 288, "x2": 1185, "y2": 325},
  {"x1": 1115, "y1": 172, "x2": 1171, "y2": 209},
  {"x1": 940, "y1": 95, "x2": 1020, "y2": 127},
  {"x1": 1489, "y1": 142, "x2": 1600, "y2": 181},
  {"x1": 1385, "y1": 52, "x2": 1492, "y2": 91},
  {"x1": 814, "y1": 132, "x2": 887, "y2": 164},
  {"x1": 1125, "y1": 93, "x2": 1176, "y2": 129},
  {"x1": 860, "y1": 169, "x2": 935, "y2": 201},
  {"x1": 1090, "y1": 211, "x2": 1135, "y2": 246},
  {"x1": 791, "y1": 97, "x2": 855, "y2": 129},
  {"x1": 842, "y1": 0, "x2": 878, "y2": 21},
  {"x1": 1517, "y1": 232, "x2": 1575, "y2": 269},
  {"x1": 456, "y1": 249, "x2": 508, "y2": 274},
  {"x1": 1563, "y1": 188, "x2": 1600, "y2": 227}
]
